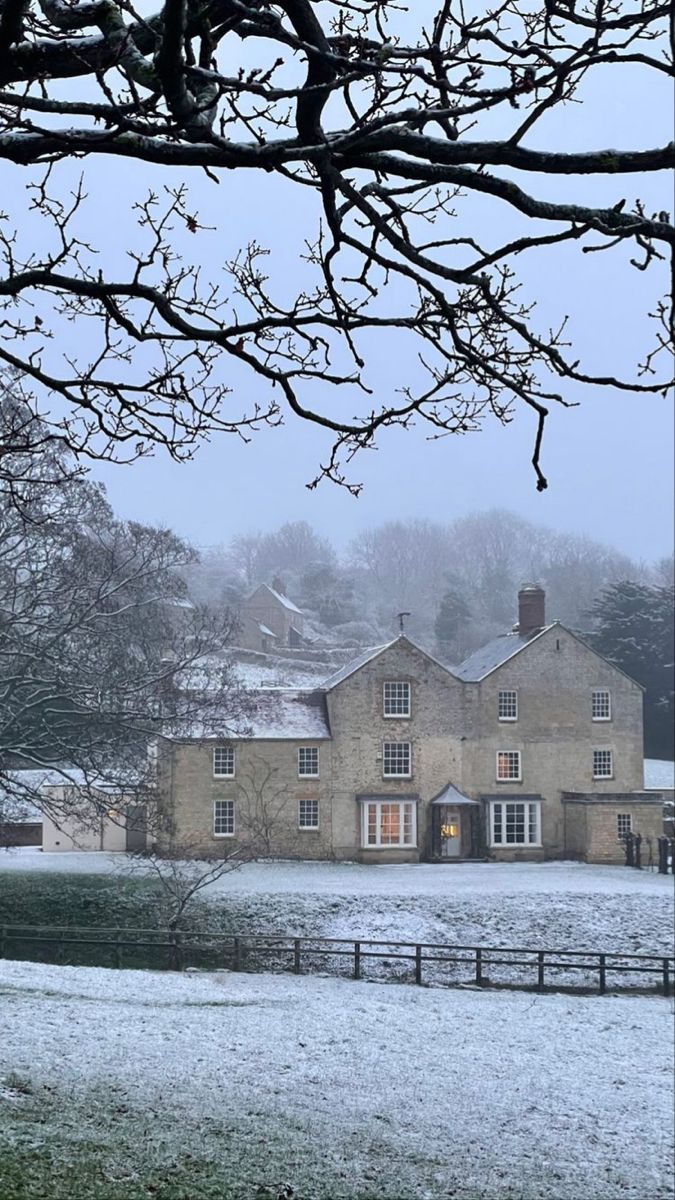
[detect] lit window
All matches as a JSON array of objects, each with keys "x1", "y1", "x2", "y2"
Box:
[
  {"x1": 298, "y1": 799, "x2": 319, "y2": 829},
  {"x1": 213, "y1": 747, "x2": 235, "y2": 777},
  {"x1": 383, "y1": 681, "x2": 411, "y2": 718},
  {"x1": 617, "y1": 813, "x2": 632, "y2": 839},
  {"x1": 498, "y1": 690, "x2": 518, "y2": 721},
  {"x1": 213, "y1": 799, "x2": 234, "y2": 837},
  {"x1": 592, "y1": 690, "x2": 611, "y2": 721},
  {"x1": 593, "y1": 749, "x2": 613, "y2": 779},
  {"x1": 491, "y1": 801, "x2": 540, "y2": 847},
  {"x1": 496, "y1": 750, "x2": 522, "y2": 781},
  {"x1": 383, "y1": 742, "x2": 411, "y2": 777},
  {"x1": 362, "y1": 801, "x2": 416, "y2": 848}
]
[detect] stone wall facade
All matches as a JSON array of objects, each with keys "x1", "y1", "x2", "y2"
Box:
[{"x1": 160, "y1": 626, "x2": 651, "y2": 864}]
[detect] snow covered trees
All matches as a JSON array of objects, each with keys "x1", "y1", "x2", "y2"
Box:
[
  {"x1": 0, "y1": 380, "x2": 243, "y2": 825},
  {"x1": 587, "y1": 581, "x2": 675, "y2": 759}
]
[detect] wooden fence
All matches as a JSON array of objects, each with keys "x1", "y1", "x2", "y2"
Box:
[{"x1": 1, "y1": 924, "x2": 673, "y2": 997}]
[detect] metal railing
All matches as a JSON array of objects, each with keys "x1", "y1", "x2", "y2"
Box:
[{"x1": 1, "y1": 924, "x2": 672, "y2": 997}]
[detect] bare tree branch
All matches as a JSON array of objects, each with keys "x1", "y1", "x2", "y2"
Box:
[{"x1": 0, "y1": 0, "x2": 672, "y2": 489}]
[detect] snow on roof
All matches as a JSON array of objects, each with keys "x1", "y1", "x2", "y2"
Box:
[
  {"x1": 322, "y1": 641, "x2": 396, "y2": 689},
  {"x1": 258, "y1": 584, "x2": 303, "y2": 615},
  {"x1": 454, "y1": 625, "x2": 555, "y2": 681},
  {"x1": 644, "y1": 759, "x2": 675, "y2": 790},
  {"x1": 257, "y1": 622, "x2": 277, "y2": 638},
  {"x1": 244, "y1": 689, "x2": 330, "y2": 739},
  {"x1": 189, "y1": 689, "x2": 330, "y2": 741}
]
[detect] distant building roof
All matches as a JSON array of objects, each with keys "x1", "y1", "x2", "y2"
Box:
[
  {"x1": 454, "y1": 625, "x2": 555, "y2": 681},
  {"x1": 644, "y1": 758, "x2": 675, "y2": 791},
  {"x1": 250, "y1": 584, "x2": 303, "y2": 615},
  {"x1": 258, "y1": 623, "x2": 277, "y2": 638}
]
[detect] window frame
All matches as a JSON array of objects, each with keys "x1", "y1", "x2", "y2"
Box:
[
  {"x1": 592, "y1": 689, "x2": 612, "y2": 722},
  {"x1": 496, "y1": 750, "x2": 522, "y2": 783},
  {"x1": 213, "y1": 746, "x2": 235, "y2": 778},
  {"x1": 297, "y1": 746, "x2": 320, "y2": 778},
  {"x1": 593, "y1": 748, "x2": 614, "y2": 779},
  {"x1": 213, "y1": 799, "x2": 235, "y2": 838},
  {"x1": 382, "y1": 740, "x2": 412, "y2": 778},
  {"x1": 382, "y1": 680, "x2": 411, "y2": 719},
  {"x1": 361, "y1": 800, "x2": 417, "y2": 849},
  {"x1": 617, "y1": 812, "x2": 632, "y2": 840},
  {"x1": 298, "y1": 798, "x2": 320, "y2": 830},
  {"x1": 489, "y1": 800, "x2": 541, "y2": 848},
  {"x1": 498, "y1": 689, "x2": 518, "y2": 722}
]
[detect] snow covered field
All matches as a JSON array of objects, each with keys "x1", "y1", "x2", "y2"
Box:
[
  {"x1": 1, "y1": 959, "x2": 673, "y2": 1200},
  {"x1": 2, "y1": 852, "x2": 673, "y2": 958}
]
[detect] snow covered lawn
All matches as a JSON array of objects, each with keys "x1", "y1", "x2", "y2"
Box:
[
  {"x1": 2, "y1": 853, "x2": 672, "y2": 960},
  {"x1": 0, "y1": 959, "x2": 673, "y2": 1200},
  {"x1": 1, "y1": 850, "x2": 671, "y2": 897}
]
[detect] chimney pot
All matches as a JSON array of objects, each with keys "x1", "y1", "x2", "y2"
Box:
[{"x1": 518, "y1": 584, "x2": 545, "y2": 636}]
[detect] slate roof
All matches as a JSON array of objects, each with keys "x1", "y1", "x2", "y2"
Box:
[
  {"x1": 201, "y1": 689, "x2": 331, "y2": 740},
  {"x1": 430, "y1": 782, "x2": 480, "y2": 806},
  {"x1": 453, "y1": 625, "x2": 555, "y2": 681},
  {"x1": 262, "y1": 585, "x2": 303, "y2": 615},
  {"x1": 322, "y1": 635, "x2": 458, "y2": 690},
  {"x1": 644, "y1": 758, "x2": 675, "y2": 790},
  {"x1": 322, "y1": 641, "x2": 395, "y2": 690}
]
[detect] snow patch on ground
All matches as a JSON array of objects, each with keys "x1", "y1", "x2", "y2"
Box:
[
  {"x1": 0, "y1": 959, "x2": 673, "y2": 1199},
  {"x1": 2, "y1": 851, "x2": 673, "y2": 898}
]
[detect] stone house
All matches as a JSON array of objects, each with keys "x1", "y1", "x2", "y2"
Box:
[
  {"x1": 236, "y1": 584, "x2": 306, "y2": 652},
  {"x1": 159, "y1": 586, "x2": 665, "y2": 865}
]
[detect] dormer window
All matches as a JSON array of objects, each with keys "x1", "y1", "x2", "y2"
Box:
[{"x1": 383, "y1": 681, "x2": 411, "y2": 718}]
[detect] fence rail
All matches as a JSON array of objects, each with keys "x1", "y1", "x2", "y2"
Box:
[{"x1": 1, "y1": 923, "x2": 673, "y2": 997}]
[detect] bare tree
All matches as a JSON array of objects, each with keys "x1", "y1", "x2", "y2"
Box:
[
  {"x1": 128, "y1": 841, "x2": 249, "y2": 934},
  {"x1": 236, "y1": 754, "x2": 292, "y2": 857},
  {"x1": 0, "y1": 1, "x2": 671, "y2": 490}
]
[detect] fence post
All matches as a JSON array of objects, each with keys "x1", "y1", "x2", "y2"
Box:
[
  {"x1": 663, "y1": 958, "x2": 671, "y2": 998},
  {"x1": 415, "y1": 945, "x2": 423, "y2": 986},
  {"x1": 475, "y1": 947, "x2": 483, "y2": 986},
  {"x1": 634, "y1": 834, "x2": 642, "y2": 870},
  {"x1": 537, "y1": 951, "x2": 545, "y2": 990},
  {"x1": 598, "y1": 953, "x2": 606, "y2": 994},
  {"x1": 115, "y1": 929, "x2": 123, "y2": 970},
  {"x1": 0, "y1": 926, "x2": 5, "y2": 959},
  {"x1": 293, "y1": 938, "x2": 301, "y2": 975},
  {"x1": 233, "y1": 935, "x2": 242, "y2": 971},
  {"x1": 354, "y1": 941, "x2": 361, "y2": 980},
  {"x1": 657, "y1": 837, "x2": 668, "y2": 875}
]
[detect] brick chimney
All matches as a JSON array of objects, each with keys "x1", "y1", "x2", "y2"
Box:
[{"x1": 517, "y1": 584, "x2": 546, "y2": 636}]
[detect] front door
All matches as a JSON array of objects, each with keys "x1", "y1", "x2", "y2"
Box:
[
  {"x1": 125, "y1": 805, "x2": 147, "y2": 852},
  {"x1": 439, "y1": 808, "x2": 461, "y2": 858}
]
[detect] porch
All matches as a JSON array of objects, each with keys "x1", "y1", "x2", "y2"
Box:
[{"x1": 425, "y1": 783, "x2": 485, "y2": 862}]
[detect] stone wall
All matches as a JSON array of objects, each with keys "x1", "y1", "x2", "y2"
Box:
[
  {"x1": 563, "y1": 796, "x2": 665, "y2": 864},
  {"x1": 463, "y1": 625, "x2": 644, "y2": 859},
  {"x1": 162, "y1": 738, "x2": 333, "y2": 859}
]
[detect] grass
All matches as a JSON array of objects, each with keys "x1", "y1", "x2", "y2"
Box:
[{"x1": 0, "y1": 1090, "x2": 408, "y2": 1200}]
